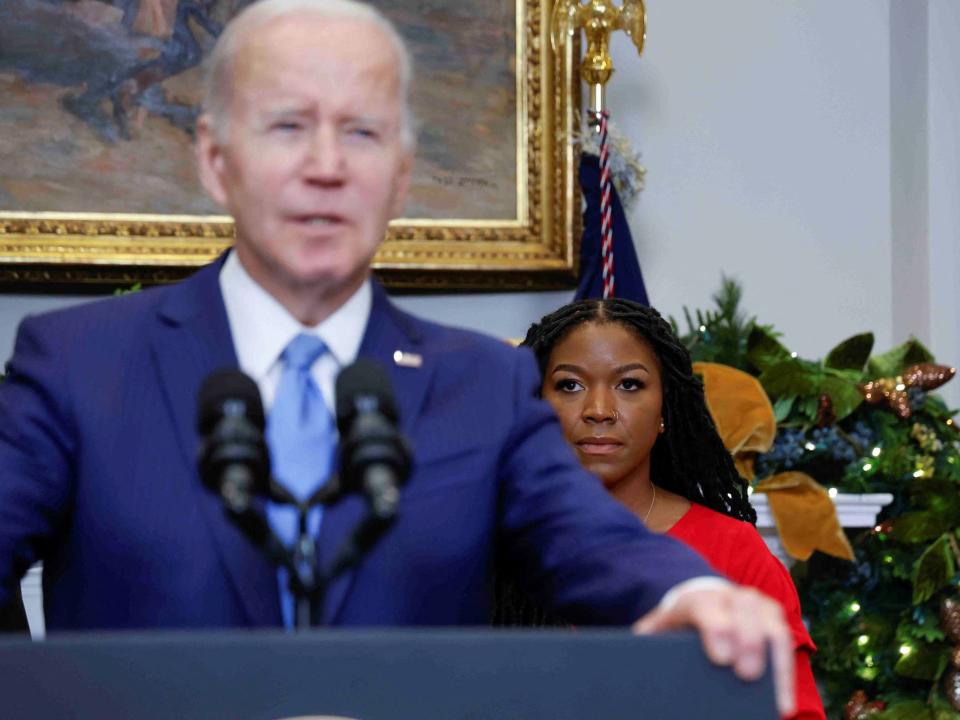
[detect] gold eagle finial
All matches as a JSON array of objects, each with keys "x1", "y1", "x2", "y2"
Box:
[{"x1": 551, "y1": 0, "x2": 647, "y2": 90}]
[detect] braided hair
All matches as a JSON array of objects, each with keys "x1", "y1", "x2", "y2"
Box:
[{"x1": 521, "y1": 298, "x2": 756, "y2": 524}]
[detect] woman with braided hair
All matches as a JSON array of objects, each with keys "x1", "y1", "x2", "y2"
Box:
[{"x1": 497, "y1": 297, "x2": 824, "y2": 720}]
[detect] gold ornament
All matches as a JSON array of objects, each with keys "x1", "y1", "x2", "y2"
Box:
[
  {"x1": 941, "y1": 597, "x2": 960, "y2": 644},
  {"x1": 903, "y1": 363, "x2": 957, "y2": 391},
  {"x1": 941, "y1": 597, "x2": 960, "y2": 710},
  {"x1": 911, "y1": 423, "x2": 944, "y2": 453},
  {"x1": 859, "y1": 363, "x2": 956, "y2": 419},
  {"x1": 946, "y1": 668, "x2": 960, "y2": 711}
]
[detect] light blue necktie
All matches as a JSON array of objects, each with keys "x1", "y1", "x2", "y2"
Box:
[{"x1": 266, "y1": 333, "x2": 337, "y2": 628}]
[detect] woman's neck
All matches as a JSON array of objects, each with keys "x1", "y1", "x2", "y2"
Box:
[{"x1": 610, "y1": 471, "x2": 691, "y2": 533}]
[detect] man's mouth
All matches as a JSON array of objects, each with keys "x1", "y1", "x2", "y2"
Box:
[{"x1": 292, "y1": 213, "x2": 345, "y2": 226}]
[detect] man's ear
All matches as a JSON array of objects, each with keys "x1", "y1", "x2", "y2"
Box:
[{"x1": 195, "y1": 114, "x2": 229, "y2": 208}]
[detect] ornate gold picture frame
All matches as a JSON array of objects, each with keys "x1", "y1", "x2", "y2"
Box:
[{"x1": 0, "y1": 0, "x2": 579, "y2": 291}]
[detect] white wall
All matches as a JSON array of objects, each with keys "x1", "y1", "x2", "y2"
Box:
[
  {"x1": 609, "y1": 0, "x2": 893, "y2": 357},
  {"x1": 927, "y1": 0, "x2": 960, "y2": 408},
  {"x1": 2, "y1": 0, "x2": 958, "y2": 405}
]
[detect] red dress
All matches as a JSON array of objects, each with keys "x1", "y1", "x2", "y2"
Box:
[{"x1": 667, "y1": 503, "x2": 825, "y2": 720}]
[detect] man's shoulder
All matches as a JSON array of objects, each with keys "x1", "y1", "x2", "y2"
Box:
[
  {"x1": 17, "y1": 261, "x2": 220, "y2": 343},
  {"x1": 383, "y1": 301, "x2": 531, "y2": 366},
  {"x1": 17, "y1": 283, "x2": 174, "y2": 341}
]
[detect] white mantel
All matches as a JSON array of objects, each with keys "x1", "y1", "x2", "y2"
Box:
[{"x1": 750, "y1": 492, "x2": 894, "y2": 566}]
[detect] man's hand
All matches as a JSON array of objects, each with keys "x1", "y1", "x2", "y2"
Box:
[{"x1": 633, "y1": 585, "x2": 795, "y2": 718}]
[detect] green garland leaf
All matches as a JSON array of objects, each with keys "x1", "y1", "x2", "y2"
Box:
[
  {"x1": 877, "y1": 700, "x2": 934, "y2": 720},
  {"x1": 820, "y1": 374, "x2": 865, "y2": 421},
  {"x1": 894, "y1": 641, "x2": 949, "y2": 680},
  {"x1": 890, "y1": 513, "x2": 955, "y2": 545},
  {"x1": 868, "y1": 338, "x2": 935, "y2": 378},
  {"x1": 824, "y1": 332, "x2": 875, "y2": 371},
  {"x1": 758, "y1": 359, "x2": 819, "y2": 399},
  {"x1": 773, "y1": 396, "x2": 795, "y2": 423},
  {"x1": 747, "y1": 325, "x2": 791, "y2": 373},
  {"x1": 912, "y1": 533, "x2": 956, "y2": 604}
]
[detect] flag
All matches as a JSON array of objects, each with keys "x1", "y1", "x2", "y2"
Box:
[{"x1": 574, "y1": 152, "x2": 650, "y2": 305}]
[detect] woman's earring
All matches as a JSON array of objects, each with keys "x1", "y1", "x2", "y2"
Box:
[{"x1": 659, "y1": 419, "x2": 665, "y2": 433}]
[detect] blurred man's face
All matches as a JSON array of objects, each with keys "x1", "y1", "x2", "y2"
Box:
[{"x1": 197, "y1": 14, "x2": 412, "y2": 318}]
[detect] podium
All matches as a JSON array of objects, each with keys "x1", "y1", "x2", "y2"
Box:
[{"x1": 0, "y1": 629, "x2": 776, "y2": 719}]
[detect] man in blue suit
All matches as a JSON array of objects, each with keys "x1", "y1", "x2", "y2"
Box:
[{"x1": 0, "y1": 0, "x2": 794, "y2": 713}]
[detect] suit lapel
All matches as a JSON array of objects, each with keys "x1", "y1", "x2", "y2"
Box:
[
  {"x1": 148, "y1": 258, "x2": 282, "y2": 627},
  {"x1": 320, "y1": 282, "x2": 435, "y2": 623}
]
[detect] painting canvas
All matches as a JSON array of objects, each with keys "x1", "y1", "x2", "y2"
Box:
[{"x1": 0, "y1": 0, "x2": 578, "y2": 289}]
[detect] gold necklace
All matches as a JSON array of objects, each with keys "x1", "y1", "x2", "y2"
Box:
[{"x1": 642, "y1": 485, "x2": 657, "y2": 524}]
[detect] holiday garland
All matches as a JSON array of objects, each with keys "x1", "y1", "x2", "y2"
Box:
[{"x1": 674, "y1": 279, "x2": 960, "y2": 719}]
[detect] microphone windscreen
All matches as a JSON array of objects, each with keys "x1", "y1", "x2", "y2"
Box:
[
  {"x1": 197, "y1": 368, "x2": 265, "y2": 435},
  {"x1": 335, "y1": 359, "x2": 397, "y2": 433}
]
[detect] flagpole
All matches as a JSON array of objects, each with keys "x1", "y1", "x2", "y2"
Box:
[{"x1": 552, "y1": 0, "x2": 647, "y2": 298}]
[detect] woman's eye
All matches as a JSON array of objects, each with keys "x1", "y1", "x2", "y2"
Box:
[
  {"x1": 272, "y1": 121, "x2": 302, "y2": 132},
  {"x1": 619, "y1": 378, "x2": 644, "y2": 391},
  {"x1": 555, "y1": 379, "x2": 582, "y2": 393}
]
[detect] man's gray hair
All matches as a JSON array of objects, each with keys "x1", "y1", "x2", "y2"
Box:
[{"x1": 203, "y1": 0, "x2": 415, "y2": 147}]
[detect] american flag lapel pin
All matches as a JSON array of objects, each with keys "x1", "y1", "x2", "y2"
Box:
[{"x1": 393, "y1": 350, "x2": 423, "y2": 368}]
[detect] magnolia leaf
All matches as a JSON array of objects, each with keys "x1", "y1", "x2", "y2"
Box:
[
  {"x1": 912, "y1": 534, "x2": 955, "y2": 604},
  {"x1": 747, "y1": 326, "x2": 791, "y2": 372},
  {"x1": 878, "y1": 700, "x2": 934, "y2": 720},
  {"x1": 868, "y1": 338, "x2": 936, "y2": 378},
  {"x1": 894, "y1": 641, "x2": 949, "y2": 681},
  {"x1": 773, "y1": 396, "x2": 795, "y2": 423},
  {"x1": 758, "y1": 360, "x2": 819, "y2": 400},
  {"x1": 824, "y1": 332, "x2": 874, "y2": 371},
  {"x1": 890, "y1": 512, "x2": 956, "y2": 545},
  {"x1": 820, "y1": 375, "x2": 865, "y2": 421}
]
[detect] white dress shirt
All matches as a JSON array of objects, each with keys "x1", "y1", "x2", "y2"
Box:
[{"x1": 219, "y1": 251, "x2": 370, "y2": 415}]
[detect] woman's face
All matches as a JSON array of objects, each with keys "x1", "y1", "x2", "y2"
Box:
[{"x1": 542, "y1": 321, "x2": 664, "y2": 491}]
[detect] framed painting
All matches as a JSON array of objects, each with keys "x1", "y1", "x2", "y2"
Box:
[{"x1": 0, "y1": 0, "x2": 581, "y2": 291}]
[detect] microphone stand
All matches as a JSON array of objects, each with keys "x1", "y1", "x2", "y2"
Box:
[{"x1": 220, "y1": 474, "x2": 399, "y2": 631}]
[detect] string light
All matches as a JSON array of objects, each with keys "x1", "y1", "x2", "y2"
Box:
[
  {"x1": 871, "y1": 447, "x2": 882, "y2": 457},
  {"x1": 828, "y1": 487, "x2": 838, "y2": 498},
  {"x1": 913, "y1": 470, "x2": 925, "y2": 478},
  {"x1": 805, "y1": 442, "x2": 816, "y2": 451},
  {"x1": 857, "y1": 635, "x2": 869, "y2": 647},
  {"x1": 747, "y1": 486, "x2": 754, "y2": 495},
  {"x1": 698, "y1": 325, "x2": 706, "y2": 333},
  {"x1": 899, "y1": 644, "x2": 913, "y2": 657},
  {"x1": 863, "y1": 463, "x2": 873, "y2": 472},
  {"x1": 849, "y1": 602, "x2": 861, "y2": 613},
  {"x1": 790, "y1": 352, "x2": 798, "y2": 358}
]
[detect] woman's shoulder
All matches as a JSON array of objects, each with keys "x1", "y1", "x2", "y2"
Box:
[
  {"x1": 668, "y1": 503, "x2": 789, "y2": 593},
  {"x1": 668, "y1": 501, "x2": 815, "y2": 650}
]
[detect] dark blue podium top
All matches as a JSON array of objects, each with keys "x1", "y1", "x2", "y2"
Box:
[{"x1": 0, "y1": 629, "x2": 777, "y2": 719}]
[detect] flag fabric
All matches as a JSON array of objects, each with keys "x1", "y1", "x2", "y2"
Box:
[{"x1": 574, "y1": 152, "x2": 650, "y2": 305}]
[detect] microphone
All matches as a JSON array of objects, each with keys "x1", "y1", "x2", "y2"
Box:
[
  {"x1": 197, "y1": 369, "x2": 271, "y2": 514},
  {"x1": 335, "y1": 360, "x2": 411, "y2": 519}
]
